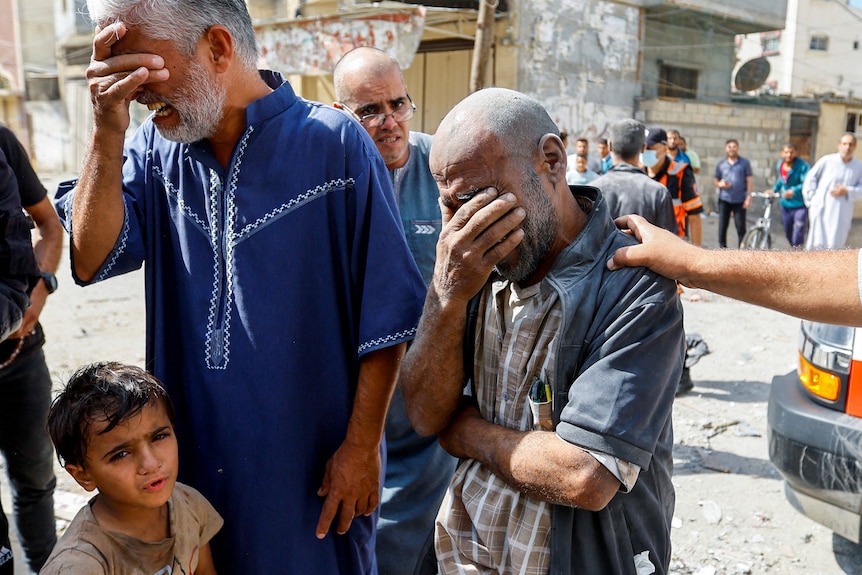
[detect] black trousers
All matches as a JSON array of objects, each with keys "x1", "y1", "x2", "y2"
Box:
[{"x1": 718, "y1": 199, "x2": 747, "y2": 248}]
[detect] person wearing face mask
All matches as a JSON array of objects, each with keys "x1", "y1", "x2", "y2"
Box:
[
  {"x1": 593, "y1": 119, "x2": 677, "y2": 234},
  {"x1": 644, "y1": 126, "x2": 703, "y2": 246},
  {"x1": 601, "y1": 122, "x2": 702, "y2": 398}
]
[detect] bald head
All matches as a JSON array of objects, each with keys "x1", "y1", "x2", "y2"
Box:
[
  {"x1": 333, "y1": 47, "x2": 404, "y2": 103},
  {"x1": 430, "y1": 88, "x2": 579, "y2": 285},
  {"x1": 333, "y1": 47, "x2": 414, "y2": 169},
  {"x1": 435, "y1": 88, "x2": 560, "y2": 162}
]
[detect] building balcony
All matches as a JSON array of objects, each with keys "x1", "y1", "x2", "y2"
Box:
[{"x1": 632, "y1": 0, "x2": 786, "y2": 35}]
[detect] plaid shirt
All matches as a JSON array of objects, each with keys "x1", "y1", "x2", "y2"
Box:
[{"x1": 436, "y1": 279, "x2": 639, "y2": 575}]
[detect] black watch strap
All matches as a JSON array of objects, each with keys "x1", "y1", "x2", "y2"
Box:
[{"x1": 40, "y1": 271, "x2": 57, "y2": 294}]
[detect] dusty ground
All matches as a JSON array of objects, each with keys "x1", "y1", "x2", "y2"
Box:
[
  {"x1": 4, "y1": 187, "x2": 862, "y2": 574},
  {"x1": 669, "y1": 290, "x2": 862, "y2": 574},
  {"x1": 670, "y1": 210, "x2": 862, "y2": 574}
]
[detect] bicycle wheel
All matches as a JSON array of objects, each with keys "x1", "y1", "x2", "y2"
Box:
[{"x1": 741, "y1": 227, "x2": 769, "y2": 249}]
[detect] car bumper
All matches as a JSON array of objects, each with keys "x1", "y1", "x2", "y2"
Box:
[{"x1": 767, "y1": 371, "x2": 862, "y2": 543}]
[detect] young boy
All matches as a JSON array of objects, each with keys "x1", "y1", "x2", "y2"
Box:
[
  {"x1": 566, "y1": 153, "x2": 599, "y2": 186},
  {"x1": 41, "y1": 362, "x2": 222, "y2": 574}
]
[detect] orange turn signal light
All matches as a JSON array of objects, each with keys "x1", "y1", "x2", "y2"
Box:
[{"x1": 799, "y1": 353, "x2": 841, "y2": 401}]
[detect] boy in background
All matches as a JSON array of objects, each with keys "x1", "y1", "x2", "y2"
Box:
[
  {"x1": 566, "y1": 154, "x2": 599, "y2": 185},
  {"x1": 42, "y1": 362, "x2": 222, "y2": 574}
]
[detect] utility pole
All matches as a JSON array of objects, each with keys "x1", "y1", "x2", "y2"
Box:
[{"x1": 469, "y1": 0, "x2": 496, "y2": 93}]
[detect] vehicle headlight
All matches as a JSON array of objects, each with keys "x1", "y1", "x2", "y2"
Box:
[
  {"x1": 799, "y1": 353, "x2": 844, "y2": 401},
  {"x1": 799, "y1": 321, "x2": 852, "y2": 402}
]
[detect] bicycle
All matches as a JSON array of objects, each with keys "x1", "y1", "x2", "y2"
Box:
[{"x1": 741, "y1": 191, "x2": 777, "y2": 250}]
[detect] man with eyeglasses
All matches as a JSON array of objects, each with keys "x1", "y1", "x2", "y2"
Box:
[
  {"x1": 334, "y1": 47, "x2": 455, "y2": 575},
  {"x1": 334, "y1": 47, "x2": 441, "y2": 285}
]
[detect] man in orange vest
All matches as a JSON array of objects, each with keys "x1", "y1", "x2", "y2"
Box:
[
  {"x1": 644, "y1": 126, "x2": 703, "y2": 246},
  {"x1": 642, "y1": 126, "x2": 706, "y2": 397}
]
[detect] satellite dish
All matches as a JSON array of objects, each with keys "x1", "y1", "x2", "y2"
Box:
[{"x1": 735, "y1": 57, "x2": 771, "y2": 92}]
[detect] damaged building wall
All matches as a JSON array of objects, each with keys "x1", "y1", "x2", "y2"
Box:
[
  {"x1": 641, "y1": 20, "x2": 736, "y2": 103},
  {"x1": 514, "y1": 0, "x2": 640, "y2": 139},
  {"x1": 637, "y1": 98, "x2": 792, "y2": 214}
]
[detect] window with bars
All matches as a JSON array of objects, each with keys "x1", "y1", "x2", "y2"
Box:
[{"x1": 658, "y1": 65, "x2": 698, "y2": 99}]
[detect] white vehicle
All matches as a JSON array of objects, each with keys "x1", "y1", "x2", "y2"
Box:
[{"x1": 767, "y1": 321, "x2": 862, "y2": 542}]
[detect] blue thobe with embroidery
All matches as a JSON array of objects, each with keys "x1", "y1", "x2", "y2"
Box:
[{"x1": 55, "y1": 72, "x2": 426, "y2": 575}]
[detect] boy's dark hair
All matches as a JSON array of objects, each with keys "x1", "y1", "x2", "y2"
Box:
[
  {"x1": 610, "y1": 119, "x2": 645, "y2": 161},
  {"x1": 47, "y1": 362, "x2": 176, "y2": 468}
]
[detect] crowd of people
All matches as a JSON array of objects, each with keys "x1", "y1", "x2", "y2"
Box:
[
  {"x1": 1, "y1": 1, "x2": 862, "y2": 574},
  {"x1": 564, "y1": 126, "x2": 862, "y2": 252}
]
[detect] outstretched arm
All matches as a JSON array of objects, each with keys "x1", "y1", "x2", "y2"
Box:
[
  {"x1": 72, "y1": 22, "x2": 169, "y2": 281},
  {"x1": 608, "y1": 214, "x2": 862, "y2": 326}
]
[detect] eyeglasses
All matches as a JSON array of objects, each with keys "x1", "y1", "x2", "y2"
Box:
[{"x1": 339, "y1": 96, "x2": 416, "y2": 128}]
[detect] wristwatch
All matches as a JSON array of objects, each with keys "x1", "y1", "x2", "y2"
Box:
[{"x1": 40, "y1": 271, "x2": 57, "y2": 294}]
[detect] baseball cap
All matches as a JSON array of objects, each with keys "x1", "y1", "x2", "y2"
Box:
[{"x1": 645, "y1": 126, "x2": 667, "y2": 148}]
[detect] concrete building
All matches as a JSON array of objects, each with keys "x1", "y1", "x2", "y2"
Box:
[
  {"x1": 0, "y1": 0, "x2": 57, "y2": 155},
  {"x1": 734, "y1": 0, "x2": 862, "y2": 214},
  {"x1": 635, "y1": 0, "x2": 788, "y2": 211},
  {"x1": 44, "y1": 0, "x2": 786, "y2": 193},
  {"x1": 736, "y1": 0, "x2": 862, "y2": 99},
  {"x1": 268, "y1": 1, "x2": 785, "y2": 135},
  {"x1": 258, "y1": 0, "x2": 785, "y2": 212}
]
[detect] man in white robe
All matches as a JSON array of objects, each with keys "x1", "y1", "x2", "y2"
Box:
[{"x1": 804, "y1": 133, "x2": 862, "y2": 249}]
